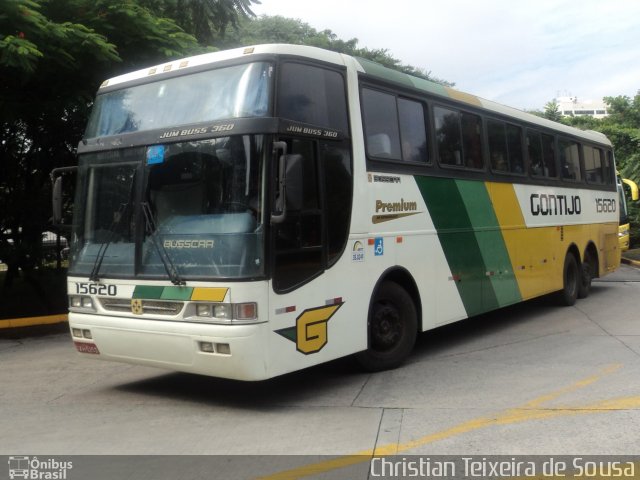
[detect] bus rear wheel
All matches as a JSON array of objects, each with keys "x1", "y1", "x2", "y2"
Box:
[
  {"x1": 557, "y1": 253, "x2": 579, "y2": 306},
  {"x1": 355, "y1": 281, "x2": 417, "y2": 372},
  {"x1": 577, "y1": 251, "x2": 594, "y2": 299}
]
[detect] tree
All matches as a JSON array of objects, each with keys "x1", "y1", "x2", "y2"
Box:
[
  {"x1": 559, "y1": 93, "x2": 640, "y2": 245},
  {"x1": 140, "y1": 0, "x2": 258, "y2": 47},
  {"x1": 543, "y1": 99, "x2": 562, "y2": 122},
  {"x1": 220, "y1": 15, "x2": 453, "y2": 86},
  {"x1": 0, "y1": 0, "x2": 219, "y2": 295}
]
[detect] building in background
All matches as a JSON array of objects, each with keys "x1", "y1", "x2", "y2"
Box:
[{"x1": 557, "y1": 96, "x2": 609, "y2": 119}]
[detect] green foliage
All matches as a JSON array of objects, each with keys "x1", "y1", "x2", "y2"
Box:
[
  {"x1": 0, "y1": 1, "x2": 447, "y2": 306},
  {"x1": 543, "y1": 100, "x2": 562, "y2": 122},
  {"x1": 0, "y1": 0, "x2": 219, "y2": 293},
  {"x1": 220, "y1": 15, "x2": 453, "y2": 86},
  {"x1": 140, "y1": 0, "x2": 258, "y2": 46},
  {"x1": 560, "y1": 93, "x2": 640, "y2": 246}
]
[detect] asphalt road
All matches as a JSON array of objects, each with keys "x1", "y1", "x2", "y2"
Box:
[{"x1": 1, "y1": 265, "x2": 640, "y2": 479}]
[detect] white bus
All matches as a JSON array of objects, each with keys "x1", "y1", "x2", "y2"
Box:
[{"x1": 55, "y1": 44, "x2": 619, "y2": 380}]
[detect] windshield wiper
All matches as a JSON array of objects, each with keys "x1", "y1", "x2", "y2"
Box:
[
  {"x1": 141, "y1": 202, "x2": 185, "y2": 286},
  {"x1": 89, "y1": 170, "x2": 138, "y2": 282}
]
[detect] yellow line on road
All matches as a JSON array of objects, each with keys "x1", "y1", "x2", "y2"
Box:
[
  {"x1": 0, "y1": 314, "x2": 68, "y2": 329},
  {"x1": 259, "y1": 364, "x2": 630, "y2": 480}
]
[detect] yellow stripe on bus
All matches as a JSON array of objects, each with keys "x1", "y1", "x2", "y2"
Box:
[
  {"x1": 191, "y1": 287, "x2": 228, "y2": 302},
  {"x1": 486, "y1": 182, "x2": 562, "y2": 300}
]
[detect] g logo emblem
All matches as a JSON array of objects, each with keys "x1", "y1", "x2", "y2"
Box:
[
  {"x1": 275, "y1": 303, "x2": 343, "y2": 355},
  {"x1": 131, "y1": 299, "x2": 143, "y2": 315}
]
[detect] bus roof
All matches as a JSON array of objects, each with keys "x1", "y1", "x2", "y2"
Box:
[
  {"x1": 99, "y1": 44, "x2": 611, "y2": 147},
  {"x1": 353, "y1": 56, "x2": 611, "y2": 147}
]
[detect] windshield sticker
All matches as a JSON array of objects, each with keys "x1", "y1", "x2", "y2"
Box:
[
  {"x1": 146, "y1": 145, "x2": 165, "y2": 165},
  {"x1": 352, "y1": 241, "x2": 365, "y2": 262}
]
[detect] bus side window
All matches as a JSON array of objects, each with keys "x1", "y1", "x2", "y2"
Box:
[
  {"x1": 435, "y1": 106, "x2": 483, "y2": 170},
  {"x1": 398, "y1": 98, "x2": 428, "y2": 163},
  {"x1": 584, "y1": 145, "x2": 604, "y2": 184},
  {"x1": 506, "y1": 124, "x2": 524, "y2": 173},
  {"x1": 604, "y1": 150, "x2": 615, "y2": 185},
  {"x1": 461, "y1": 112, "x2": 483, "y2": 169},
  {"x1": 434, "y1": 106, "x2": 463, "y2": 166},
  {"x1": 541, "y1": 133, "x2": 557, "y2": 177},
  {"x1": 559, "y1": 138, "x2": 581, "y2": 181},
  {"x1": 527, "y1": 131, "x2": 543, "y2": 176},
  {"x1": 489, "y1": 120, "x2": 524, "y2": 174},
  {"x1": 528, "y1": 130, "x2": 557, "y2": 178},
  {"x1": 488, "y1": 120, "x2": 508, "y2": 172},
  {"x1": 362, "y1": 88, "x2": 402, "y2": 160}
]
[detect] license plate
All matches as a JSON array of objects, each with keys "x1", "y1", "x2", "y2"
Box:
[{"x1": 74, "y1": 341, "x2": 100, "y2": 354}]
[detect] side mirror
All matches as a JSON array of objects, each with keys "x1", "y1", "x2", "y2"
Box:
[
  {"x1": 50, "y1": 166, "x2": 77, "y2": 226},
  {"x1": 52, "y1": 176, "x2": 63, "y2": 224},
  {"x1": 271, "y1": 142, "x2": 288, "y2": 224}
]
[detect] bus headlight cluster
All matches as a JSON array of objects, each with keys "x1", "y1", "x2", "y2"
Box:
[
  {"x1": 69, "y1": 295, "x2": 96, "y2": 311},
  {"x1": 194, "y1": 302, "x2": 257, "y2": 323}
]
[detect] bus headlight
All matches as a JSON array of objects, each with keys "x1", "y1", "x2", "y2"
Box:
[
  {"x1": 193, "y1": 302, "x2": 258, "y2": 323},
  {"x1": 213, "y1": 304, "x2": 232, "y2": 320},
  {"x1": 196, "y1": 304, "x2": 213, "y2": 317},
  {"x1": 69, "y1": 295, "x2": 96, "y2": 312}
]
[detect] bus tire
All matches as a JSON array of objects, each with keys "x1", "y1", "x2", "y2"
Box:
[
  {"x1": 557, "y1": 253, "x2": 579, "y2": 306},
  {"x1": 577, "y1": 251, "x2": 594, "y2": 299},
  {"x1": 355, "y1": 281, "x2": 417, "y2": 372}
]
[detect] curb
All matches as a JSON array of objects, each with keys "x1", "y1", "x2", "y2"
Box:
[
  {"x1": 0, "y1": 314, "x2": 68, "y2": 330},
  {"x1": 621, "y1": 257, "x2": 640, "y2": 268}
]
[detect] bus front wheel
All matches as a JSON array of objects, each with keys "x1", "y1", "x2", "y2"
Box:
[{"x1": 355, "y1": 281, "x2": 417, "y2": 372}]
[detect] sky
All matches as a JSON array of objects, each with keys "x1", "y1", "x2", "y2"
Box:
[{"x1": 252, "y1": 0, "x2": 640, "y2": 111}]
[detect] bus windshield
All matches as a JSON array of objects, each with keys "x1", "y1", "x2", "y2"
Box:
[
  {"x1": 70, "y1": 135, "x2": 266, "y2": 280},
  {"x1": 84, "y1": 62, "x2": 272, "y2": 138},
  {"x1": 619, "y1": 181, "x2": 630, "y2": 225}
]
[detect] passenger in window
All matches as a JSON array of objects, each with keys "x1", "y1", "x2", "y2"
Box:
[
  {"x1": 491, "y1": 152, "x2": 508, "y2": 172},
  {"x1": 530, "y1": 160, "x2": 542, "y2": 176}
]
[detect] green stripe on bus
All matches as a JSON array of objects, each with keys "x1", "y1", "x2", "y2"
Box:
[
  {"x1": 161, "y1": 286, "x2": 193, "y2": 301},
  {"x1": 456, "y1": 180, "x2": 522, "y2": 307},
  {"x1": 415, "y1": 177, "x2": 522, "y2": 315},
  {"x1": 415, "y1": 176, "x2": 488, "y2": 315},
  {"x1": 132, "y1": 285, "x2": 194, "y2": 300},
  {"x1": 132, "y1": 285, "x2": 164, "y2": 299}
]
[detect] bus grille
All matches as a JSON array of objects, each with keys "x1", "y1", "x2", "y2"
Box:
[{"x1": 99, "y1": 298, "x2": 184, "y2": 316}]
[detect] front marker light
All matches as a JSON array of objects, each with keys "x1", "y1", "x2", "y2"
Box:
[
  {"x1": 234, "y1": 303, "x2": 257, "y2": 321},
  {"x1": 70, "y1": 296, "x2": 82, "y2": 308},
  {"x1": 72, "y1": 328, "x2": 83, "y2": 338}
]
